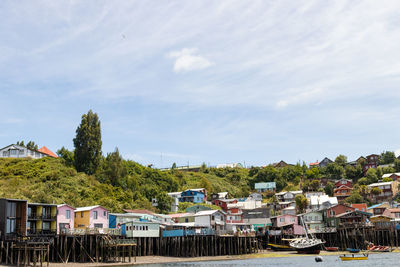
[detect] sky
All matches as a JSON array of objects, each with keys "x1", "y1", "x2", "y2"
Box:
[{"x1": 1, "y1": 0, "x2": 400, "y2": 168}]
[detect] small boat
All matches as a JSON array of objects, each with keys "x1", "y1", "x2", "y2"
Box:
[
  {"x1": 345, "y1": 248, "x2": 360, "y2": 253},
  {"x1": 289, "y1": 216, "x2": 325, "y2": 254},
  {"x1": 268, "y1": 243, "x2": 294, "y2": 251},
  {"x1": 339, "y1": 254, "x2": 368, "y2": 261},
  {"x1": 325, "y1": 247, "x2": 339, "y2": 252},
  {"x1": 367, "y1": 243, "x2": 393, "y2": 252}
]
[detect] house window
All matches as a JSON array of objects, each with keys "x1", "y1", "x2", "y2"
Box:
[
  {"x1": 94, "y1": 224, "x2": 103, "y2": 228},
  {"x1": 10, "y1": 149, "x2": 17, "y2": 155},
  {"x1": 66, "y1": 210, "x2": 71, "y2": 219},
  {"x1": 81, "y1": 212, "x2": 84, "y2": 218},
  {"x1": 43, "y1": 222, "x2": 51, "y2": 230},
  {"x1": 75, "y1": 213, "x2": 76, "y2": 218},
  {"x1": 104, "y1": 211, "x2": 107, "y2": 217},
  {"x1": 93, "y1": 211, "x2": 98, "y2": 219},
  {"x1": 279, "y1": 218, "x2": 285, "y2": 222},
  {"x1": 6, "y1": 219, "x2": 16, "y2": 234},
  {"x1": 19, "y1": 149, "x2": 24, "y2": 155}
]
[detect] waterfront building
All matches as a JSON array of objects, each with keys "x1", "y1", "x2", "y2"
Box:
[
  {"x1": 121, "y1": 221, "x2": 160, "y2": 237},
  {"x1": 368, "y1": 181, "x2": 398, "y2": 202},
  {"x1": 27, "y1": 203, "x2": 57, "y2": 236},
  {"x1": 74, "y1": 205, "x2": 109, "y2": 229},
  {"x1": 57, "y1": 204, "x2": 75, "y2": 234},
  {"x1": 0, "y1": 198, "x2": 27, "y2": 241}
]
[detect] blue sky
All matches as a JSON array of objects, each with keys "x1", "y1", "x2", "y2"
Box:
[{"x1": 1, "y1": 1, "x2": 400, "y2": 168}]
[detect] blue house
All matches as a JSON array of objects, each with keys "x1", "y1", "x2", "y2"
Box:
[
  {"x1": 179, "y1": 190, "x2": 205, "y2": 203},
  {"x1": 255, "y1": 182, "x2": 276, "y2": 193}
]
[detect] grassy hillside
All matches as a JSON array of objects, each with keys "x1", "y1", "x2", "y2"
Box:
[{"x1": 0, "y1": 158, "x2": 256, "y2": 213}]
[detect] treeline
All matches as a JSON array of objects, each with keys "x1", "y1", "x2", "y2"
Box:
[{"x1": 5, "y1": 110, "x2": 399, "y2": 212}]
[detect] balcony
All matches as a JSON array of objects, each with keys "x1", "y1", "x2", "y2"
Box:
[{"x1": 27, "y1": 229, "x2": 57, "y2": 236}]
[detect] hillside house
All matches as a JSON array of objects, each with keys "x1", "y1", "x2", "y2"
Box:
[
  {"x1": 179, "y1": 189, "x2": 206, "y2": 203},
  {"x1": 333, "y1": 186, "x2": 352, "y2": 201},
  {"x1": 366, "y1": 154, "x2": 379, "y2": 170},
  {"x1": 383, "y1": 208, "x2": 400, "y2": 221},
  {"x1": 319, "y1": 157, "x2": 333, "y2": 167},
  {"x1": 0, "y1": 144, "x2": 57, "y2": 159},
  {"x1": 367, "y1": 203, "x2": 390, "y2": 216},
  {"x1": 272, "y1": 160, "x2": 290, "y2": 168},
  {"x1": 276, "y1": 191, "x2": 303, "y2": 203},
  {"x1": 350, "y1": 203, "x2": 368, "y2": 212},
  {"x1": 74, "y1": 205, "x2": 109, "y2": 230},
  {"x1": 254, "y1": 182, "x2": 276, "y2": 193},
  {"x1": 308, "y1": 194, "x2": 338, "y2": 210},
  {"x1": 324, "y1": 204, "x2": 355, "y2": 227},
  {"x1": 0, "y1": 198, "x2": 27, "y2": 241},
  {"x1": 335, "y1": 210, "x2": 372, "y2": 228},
  {"x1": 382, "y1": 173, "x2": 400, "y2": 181},
  {"x1": 368, "y1": 181, "x2": 398, "y2": 202},
  {"x1": 167, "y1": 192, "x2": 181, "y2": 212},
  {"x1": 249, "y1": 193, "x2": 262, "y2": 201},
  {"x1": 185, "y1": 205, "x2": 212, "y2": 214},
  {"x1": 302, "y1": 211, "x2": 334, "y2": 233},
  {"x1": 57, "y1": 204, "x2": 75, "y2": 234},
  {"x1": 211, "y1": 192, "x2": 229, "y2": 204}
]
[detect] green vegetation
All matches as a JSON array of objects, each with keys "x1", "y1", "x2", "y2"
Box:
[{"x1": 2, "y1": 111, "x2": 399, "y2": 213}]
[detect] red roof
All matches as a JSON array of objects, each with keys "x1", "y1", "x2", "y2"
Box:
[
  {"x1": 350, "y1": 203, "x2": 368, "y2": 211},
  {"x1": 38, "y1": 146, "x2": 58, "y2": 158},
  {"x1": 309, "y1": 162, "x2": 319, "y2": 166}
]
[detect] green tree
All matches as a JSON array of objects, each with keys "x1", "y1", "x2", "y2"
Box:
[
  {"x1": 366, "y1": 168, "x2": 378, "y2": 184},
  {"x1": 335, "y1": 155, "x2": 348, "y2": 167},
  {"x1": 171, "y1": 162, "x2": 177, "y2": 169},
  {"x1": 57, "y1": 147, "x2": 74, "y2": 167},
  {"x1": 295, "y1": 194, "x2": 308, "y2": 214},
  {"x1": 324, "y1": 182, "x2": 334, "y2": 196},
  {"x1": 73, "y1": 110, "x2": 102, "y2": 175},
  {"x1": 345, "y1": 164, "x2": 363, "y2": 183},
  {"x1": 358, "y1": 177, "x2": 368, "y2": 185},
  {"x1": 326, "y1": 163, "x2": 345, "y2": 180},
  {"x1": 395, "y1": 159, "x2": 400, "y2": 172},
  {"x1": 16, "y1": 141, "x2": 25, "y2": 146},
  {"x1": 380, "y1": 151, "x2": 396, "y2": 165},
  {"x1": 200, "y1": 177, "x2": 212, "y2": 196},
  {"x1": 310, "y1": 180, "x2": 320, "y2": 191},
  {"x1": 346, "y1": 192, "x2": 363, "y2": 204},
  {"x1": 100, "y1": 148, "x2": 127, "y2": 186},
  {"x1": 26, "y1": 141, "x2": 38, "y2": 150},
  {"x1": 370, "y1": 187, "x2": 382, "y2": 203}
]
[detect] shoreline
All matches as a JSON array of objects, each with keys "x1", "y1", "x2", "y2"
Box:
[{"x1": 3, "y1": 249, "x2": 395, "y2": 267}]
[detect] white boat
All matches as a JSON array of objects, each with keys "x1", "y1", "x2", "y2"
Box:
[{"x1": 289, "y1": 216, "x2": 325, "y2": 254}]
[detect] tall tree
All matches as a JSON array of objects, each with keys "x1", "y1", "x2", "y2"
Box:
[{"x1": 73, "y1": 110, "x2": 102, "y2": 175}]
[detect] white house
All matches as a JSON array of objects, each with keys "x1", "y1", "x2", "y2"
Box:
[
  {"x1": 0, "y1": 144, "x2": 57, "y2": 159},
  {"x1": 121, "y1": 221, "x2": 160, "y2": 237},
  {"x1": 167, "y1": 192, "x2": 182, "y2": 212},
  {"x1": 308, "y1": 194, "x2": 338, "y2": 211},
  {"x1": 194, "y1": 210, "x2": 226, "y2": 230}
]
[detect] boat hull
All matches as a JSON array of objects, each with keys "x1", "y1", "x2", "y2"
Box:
[
  {"x1": 294, "y1": 244, "x2": 323, "y2": 254},
  {"x1": 340, "y1": 256, "x2": 368, "y2": 261},
  {"x1": 325, "y1": 247, "x2": 339, "y2": 252},
  {"x1": 268, "y1": 243, "x2": 294, "y2": 251}
]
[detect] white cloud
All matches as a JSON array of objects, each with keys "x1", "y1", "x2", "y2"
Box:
[{"x1": 167, "y1": 48, "x2": 213, "y2": 73}]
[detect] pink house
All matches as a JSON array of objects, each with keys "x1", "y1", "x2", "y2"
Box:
[
  {"x1": 74, "y1": 205, "x2": 109, "y2": 229},
  {"x1": 57, "y1": 204, "x2": 75, "y2": 234},
  {"x1": 270, "y1": 214, "x2": 305, "y2": 235}
]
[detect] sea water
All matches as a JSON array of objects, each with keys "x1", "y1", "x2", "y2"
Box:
[{"x1": 134, "y1": 253, "x2": 400, "y2": 266}]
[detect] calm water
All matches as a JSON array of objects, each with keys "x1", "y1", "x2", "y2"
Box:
[{"x1": 134, "y1": 253, "x2": 400, "y2": 267}]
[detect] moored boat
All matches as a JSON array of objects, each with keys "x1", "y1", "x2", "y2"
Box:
[
  {"x1": 345, "y1": 248, "x2": 360, "y2": 253},
  {"x1": 325, "y1": 246, "x2": 339, "y2": 252},
  {"x1": 367, "y1": 243, "x2": 392, "y2": 252},
  {"x1": 339, "y1": 254, "x2": 368, "y2": 261},
  {"x1": 289, "y1": 216, "x2": 325, "y2": 254},
  {"x1": 268, "y1": 243, "x2": 294, "y2": 251}
]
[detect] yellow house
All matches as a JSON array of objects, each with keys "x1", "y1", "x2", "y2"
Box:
[
  {"x1": 27, "y1": 203, "x2": 57, "y2": 236},
  {"x1": 74, "y1": 205, "x2": 109, "y2": 229}
]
